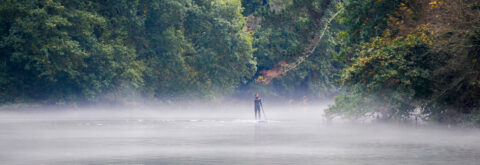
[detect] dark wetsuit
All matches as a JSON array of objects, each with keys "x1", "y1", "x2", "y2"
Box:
[{"x1": 254, "y1": 98, "x2": 262, "y2": 120}]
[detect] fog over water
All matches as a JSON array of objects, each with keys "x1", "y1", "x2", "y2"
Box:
[{"x1": 1, "y1": 102, "x2": 479, "y2": 164}]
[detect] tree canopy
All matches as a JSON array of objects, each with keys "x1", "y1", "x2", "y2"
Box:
[
  {"x1": 1, "y1": 0, "x2": 479, "y2": 126},
  {"x1": 1, "y1": 0, "x2": 256, "y2": 102}
]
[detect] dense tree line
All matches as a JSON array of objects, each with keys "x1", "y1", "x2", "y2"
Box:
[
  {"x1": 247, "y1": 0, "x2": 480, "y2": 126},
  {"x1": 0, "y1": 0, "x2": 255, "y2": 103},
  {"x1": 241, "y1": 0, "x2": 340, "y2": 98},
  {"x1": 325, "y1": 0, "x2": 480, "y2": 126},
  {"x1": 1, "y1": 0, "x2": 479, "y2": 126}
]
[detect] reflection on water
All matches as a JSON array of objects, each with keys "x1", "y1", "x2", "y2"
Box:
[{"x1": 0, "y1": 110, "x2": 479, "y2": 165}]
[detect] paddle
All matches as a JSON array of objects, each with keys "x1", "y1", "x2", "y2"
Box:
[{"x1": 260, "y1": 104, "x2": 268, "y2": 122}]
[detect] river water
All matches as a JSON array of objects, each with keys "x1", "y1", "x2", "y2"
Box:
[{"x1": 0, "y1": 106, "x2": 479, "y2": 164}]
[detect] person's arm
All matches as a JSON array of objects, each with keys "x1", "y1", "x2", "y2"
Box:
[{"x1": 260, "y1": 99, "x2": 263, "y2": 107}]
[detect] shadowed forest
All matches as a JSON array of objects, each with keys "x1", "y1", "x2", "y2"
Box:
[{"x1": 1, "y1": 0, "x2": 479, "y2": 127}]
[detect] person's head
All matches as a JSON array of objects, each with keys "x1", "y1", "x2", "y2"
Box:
[{"x1": 255, "y1": 93, "x2": 259, "y2": 98}]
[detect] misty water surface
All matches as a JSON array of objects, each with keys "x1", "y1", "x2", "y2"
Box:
[{"x1": 0, "y1": 104, "x2": 479, "y2": 164}]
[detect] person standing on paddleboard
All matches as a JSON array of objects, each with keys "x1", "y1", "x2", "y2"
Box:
[{"x1": 254, "y1": 93, "x2": 263, "y2": 120}]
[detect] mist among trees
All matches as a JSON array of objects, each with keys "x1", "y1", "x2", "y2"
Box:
[{"x1": 1, "y1": 0, "x2": 479, "y2": 127}]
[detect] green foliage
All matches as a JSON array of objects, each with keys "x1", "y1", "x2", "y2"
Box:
[
  {"x1": 328, "y1": 0, "x2": 480, "y2": 126},
  {"x1": 327, "y1": 93, "x2": 377, "y2": 119},
  {"x1": 341, "y1": 28, "x2": 435, "y2": 98},
  {"x1": 328, "y1": 28, "x2": 434, "y2": 120},
  {"x1": 141, "y1": 0, "x2": 256, "y2": 98},
  {"x1": 1, "y1": 0, "x2": 479, "y2": 128},
  {"x1": 334, "y1": 0, "x2": 402, "y2": 63},
  {"x1": 422, "y1": 1, "x2": 480, "y2": 125},
  {"x1": 0, "y1": 0, "x2": 255, "y2": 103},
  {"x1": 0, "y1": 0, "x2": 144, "y2": 102},
  {"x1": 247, "y1": 0, "x2": 339, "y2": 98},
  {"x1": 241, "y1": 0, "x2": 267, "y2": 15}
]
